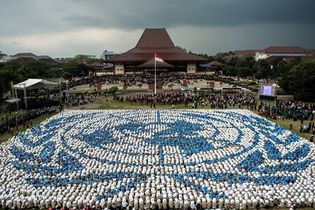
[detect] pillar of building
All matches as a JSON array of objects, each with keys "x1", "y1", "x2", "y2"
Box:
[
  {"x1": 114, "y1": 64, "x2": 124, "y2": 75},
  {"x1": 187, "y1": 63, "x2": 197, "y2": 74}
]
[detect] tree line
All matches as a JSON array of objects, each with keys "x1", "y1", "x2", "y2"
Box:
[
  {"x1": 0, "y1": 58, "x2": 90, "y2": 99},
  {"x1": 196, "y1": 52, "x2": 315, "y2": 101},
  {"x1": 0, "y1": 54, "x2": 314, "y2": 101}
]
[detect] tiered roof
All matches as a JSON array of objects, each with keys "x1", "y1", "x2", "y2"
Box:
[{"x1": 108, "y1": 28, "x2": 207, "y2": 63}]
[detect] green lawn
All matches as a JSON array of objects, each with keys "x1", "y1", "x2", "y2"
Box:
[
  {"x1": 0, "y1": 112, "x2": 57, "y2": 144},
  {"x1": 267, "y1": 117, "x2": 312, "y2": 139}
]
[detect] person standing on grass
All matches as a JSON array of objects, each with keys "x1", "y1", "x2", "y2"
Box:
[{"x1": 307, "y1": 121, "x2": 311, "y2": 133}]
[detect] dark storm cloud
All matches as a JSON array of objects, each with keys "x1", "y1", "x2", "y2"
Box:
[
  {"x1": 0, "y1": 0, "x2": 314, "y2": 56},
  {"x1": 1, "y1": 0, "x2": 315, "y2": 34},
  {"x1": 60, "y1": 0, "x2": 315, "y2": 28}
]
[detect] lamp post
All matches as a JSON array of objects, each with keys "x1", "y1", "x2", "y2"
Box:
[
  {"x1": 11, "y1": 82, "x2": 19, "y2": 111},
  {"x1": 154, "y1": 53, "x2": 157, "y2": 95},
  {"x1": 23, "y1": 83, "x2": 28, "y2": 110}
]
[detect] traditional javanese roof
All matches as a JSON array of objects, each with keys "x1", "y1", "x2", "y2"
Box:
[{"x1": 108, "y1": 28, "x2": 207, "y2": 63}]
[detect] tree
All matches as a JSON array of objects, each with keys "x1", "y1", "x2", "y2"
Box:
[
  {"x1": 0, "y1": 69, "x2": 16, "y2": 98},
  {"x1": 61, "y1": 60, "x2": 89, "y2": 78},
  {"x1": 77, "y1": 63, "x2": 89, "y2": 76},
  {"x1": 237, "y1": 67, "x2": 252, "y2": 78},
  {"x1": 279, "y1": 59, "x2": 315, "y2": 101},
  {"x1": 274, "y1": 60, "x2": 290, "y2": 78},
  {"x1": 253, "y1": 60, "x2": 272, "y2": 80},
  {"x1": 0, "y1": 59, "x2": 63, "y2": 98},
  {"x1": 236, "y1": 56, "x2": 255, "y2": 70},
  {"x1": 222, "y1": 65, "x2": 237, "y2": 76},
  {"x1": 109, "y1": 86, "x2": 118, "y2": 95}
]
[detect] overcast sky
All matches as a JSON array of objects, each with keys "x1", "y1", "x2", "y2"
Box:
[{"x1": 0, "y1": 0, "x2": 315, "y2": 57}]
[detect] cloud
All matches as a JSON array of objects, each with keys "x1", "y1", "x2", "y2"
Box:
[
  {"x1": 60, "y1": 0, "x2": 315, "y2": 28},
  {"x1": 0, "y1": 0, "x2": 314, "y2": 56},
  {"x1": 0, "y1": 28, "x2": 144, "y2": 57}
]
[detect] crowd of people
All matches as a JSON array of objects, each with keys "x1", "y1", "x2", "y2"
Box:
[
  {"x1": 61, "y1": 93, "x2": 97, "y2": 109},
  {"x1": 118, "y1": 92, "x2": 257, "y2": 110},
  {"x1": 70, "y1": 73, "x2": 220, "y2": 89},
  {"x1": 258, "y1": 100, "x2": 315, "y2": 140},
  {"x1": 0, "y1": 107, "x2": 55, "y2": 136},
  {"x1": 1, "y1": 110, "x2": 314, "y2": 209}
]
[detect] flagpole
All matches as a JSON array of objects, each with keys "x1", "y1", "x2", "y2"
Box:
[{"x1": 154, "y1": 53, "x2": 157, "y2": 95}]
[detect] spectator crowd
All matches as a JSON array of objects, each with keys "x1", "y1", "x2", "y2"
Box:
[
  {"x1": 258, "y1": 100, "x2": 315, "y2": 140},
  {"x1": 117, "y1": 92, "x2": 257, "y2": 110},
  {"x1": 0, "y1": 107, "x2": 55, "y2": 136}
]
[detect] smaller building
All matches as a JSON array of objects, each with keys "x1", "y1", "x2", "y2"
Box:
[
  {"x1": 102, "y1": 50, "x2": 119, "y2": 60},
  {"x1": 101, "y1": 50, "x2": 120, "y2": 68},
  {"x1": 13, "y1": 53, "x2": 38, "y2": 60},
  {"x1": 88, "y1": 62, "x2": 107, "y2": 76},
  {"x1": 38, "y1": 55, "x2": 58, "y2": 65},
  {"x1": 255, "y1": 46, "x2": 313, "y2": 61},
  {"x1": 199, "y1": 61, "x2": 224, "y2": 74},
  {"x1": 234, "y1": 50, "x2": 259, "y2": 57},
  {"x1": 0, "y1": 51, "x2": 6, "y2": 58},
  {"x1": 75, "y1": 54, "x2": 96, "y2": 63},
  {"x1": 235, "y1": 46, "x2": 315, "y2": 61},
  {"x1": 38, "y1": 55, "x2": 52, "y2": 60},
  {"x1": 0, "y1": 51, "x2": 12, "y2": 63},
  {"x1": 54, "y1": 57, "x2": 73, "y2": 63}
]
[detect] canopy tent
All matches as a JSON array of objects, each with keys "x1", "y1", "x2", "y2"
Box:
[
  {"x1": 199, "y1": 63, "x2": 213, "y2": 68},
  {"x1": 13, "y1": 79, "x2": 57, "y2": 90},
  {"x1": 137, "y1": 58, "x2": 174, "y2": 68},
  {"x1": 179, "y1": 86, "x2": 193, "y2": 91},
  {"x1": 5, "y1": 98, "x2": 21, "y2": 103},
  {"x1": 12, "y1": 79, "x2": 58, "y2": 110},
  {"x1": 199, "y1": 61, "x2": 223, "y2": 70}
]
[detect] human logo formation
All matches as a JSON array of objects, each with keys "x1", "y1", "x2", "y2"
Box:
[{"x1": 0, "y1": 109, "x2": 315, "y2": 209}]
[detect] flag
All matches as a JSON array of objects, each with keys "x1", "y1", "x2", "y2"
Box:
[{"x1": 154, "y1": 54, "x2": 164, "y2": 63}]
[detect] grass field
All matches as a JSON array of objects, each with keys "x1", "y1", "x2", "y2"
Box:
[{"x1": 0, "y1": 113, "x2": 56, "y2": 144}]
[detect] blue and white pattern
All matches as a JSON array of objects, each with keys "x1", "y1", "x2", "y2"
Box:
[{"x1": 0, "y1": 109, "x2": 315, "y2": 209}]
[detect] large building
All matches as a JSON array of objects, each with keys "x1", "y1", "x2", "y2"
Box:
[
  {"x1": 102, "y1": 50, "x2": 119, "y2": 61},
  {"x1": 235, "y1": 46, "x2": 315, "y2": 61},
  {"x1": 255, "y1": 46, "x2": 314, "y2": 61},
  {"x1": 13, "y1": 52, "x2": 38, "y2": 60},
  {"x1": 0, "y1": 52, "x2": 56, "y2": 63},
  {"x1": 107, "y1": 28, "x2": 207, "y2": 74}
]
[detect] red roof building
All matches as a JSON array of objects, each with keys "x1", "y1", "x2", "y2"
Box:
[
  {"x1": 262, "y1": 46, "x2": 310, "y2": 54},
  {"x1": 234, "y1": 50, "x2": 260, "y2": 56},
  {"x1": 108, "y1": 28, "x2": 207, "y2": 74},
  {"x1": 235, "y1": 46, "x2": 314, "y2": 61},
  {"x1": 255, "y1": 46, "x2": 313, "y2": 61},
  {"x1": 13, "y1": 53, "x2": 38, "y2": 60}
]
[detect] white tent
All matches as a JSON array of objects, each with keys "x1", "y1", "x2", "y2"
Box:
[
  {"x1": 12, "y1": 79, "x2": 58, "y2": 110},
  {"x1": 12, "y1": 79, "x2": 57, "y2": 90}
]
